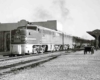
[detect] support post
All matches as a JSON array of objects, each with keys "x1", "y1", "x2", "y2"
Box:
[{"x1": 96, "y1": 35, "x2": 99, "y2": 49}]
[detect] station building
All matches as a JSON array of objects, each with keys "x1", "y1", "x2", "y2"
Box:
[
  {"x1": 87, "y1": 29, "x2": 100, "y2": 48},
  {"x1": 0, "y1": 20, "x2": 57, "y2": 52}
]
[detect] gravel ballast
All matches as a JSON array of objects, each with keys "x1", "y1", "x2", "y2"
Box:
[{"x1": 0, "y1": 50, "x2": 100, "y2": 80}]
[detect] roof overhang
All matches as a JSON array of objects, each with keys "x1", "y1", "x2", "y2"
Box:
[
  {"x1": 87, "y1": 31, "x2": 96, "y2": 38},
  {"x1": 87, "y1": 29, "x2": 100, "y2": 38}
]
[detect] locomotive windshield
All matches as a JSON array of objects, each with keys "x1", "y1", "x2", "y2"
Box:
[{"x1": 16, "y1": 26, "x2": 26, "y2": 35}]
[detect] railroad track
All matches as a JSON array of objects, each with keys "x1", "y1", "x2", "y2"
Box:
[
  {"x1": 0, "y1": 53, "x2": 62, "y2": 75},
  {"x1": 0, "y1": 53, "x2": 44, "y2": 62},
  {"x1": 0, "y1": 51, "x2": 66, "y2": 62}
]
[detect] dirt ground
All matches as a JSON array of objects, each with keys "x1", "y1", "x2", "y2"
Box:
[{"x1": 0, "y1": 50, "x2": 100, "y2": 80}]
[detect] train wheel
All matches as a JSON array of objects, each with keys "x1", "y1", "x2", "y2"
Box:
[
  {"x1": 39, "y1": 46, "x2": 46, "y2": 54},
  {"x1": 45, "y1": 45, "x2": 48, "y2": 52},
  {"x1": 40, "y1": 47, "x2": 43, "y2": 54},
  {"x1": 33, "y1": 47, "x2": 38, "y2": 54}
]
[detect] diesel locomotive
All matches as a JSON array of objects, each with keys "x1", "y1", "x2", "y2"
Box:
[{"x1": 10, "y1": 24, "x2": 72, "y2": 55}]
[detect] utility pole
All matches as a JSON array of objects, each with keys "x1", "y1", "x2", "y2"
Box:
[{"x1": 62, "y1": 32, "x2": 64, "y2": 49}]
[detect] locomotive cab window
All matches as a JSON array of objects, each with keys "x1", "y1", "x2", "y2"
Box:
[
  {"x1": 27, "y1": 26, "x2": 37, "y2": 30},
  {"x1": 17, "y1": 26, "x2": 26, "y2": 30}
]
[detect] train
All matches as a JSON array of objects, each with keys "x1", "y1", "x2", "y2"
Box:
[
  {"x1": 10, "y1": 23, "x2": 73, "y2": 55},
  {"x1": 10, "y1": 23, "x2": 93, "y2": 55}
]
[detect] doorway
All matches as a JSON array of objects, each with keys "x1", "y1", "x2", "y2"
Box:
[
  {"x1": 4, "y1": 31, "x2": 10, "y2": 51},
  {"x1": 0, "y1": 31, "x2": 10, "y2": 52}
]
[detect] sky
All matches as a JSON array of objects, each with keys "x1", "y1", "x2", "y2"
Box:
[{"x1": 0, "y1": 0, "x2": 100, "y2": 40}]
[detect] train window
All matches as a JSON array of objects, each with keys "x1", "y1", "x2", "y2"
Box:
[
  {"x1": 38, "y1": 28, "x2": 41, "y2": 33},
  {"x1": 38, "y1": 28, "x2": 39, "y2": 31},
  {"x1": 29, "y1": 32, "x2": 31, "y2": 35},
  {"x1": 27, "y1": 26, "x2": 37, "y2": 30},
  {"x1": 17, "y1": 26, "x2": 26, "y2": 29}
]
